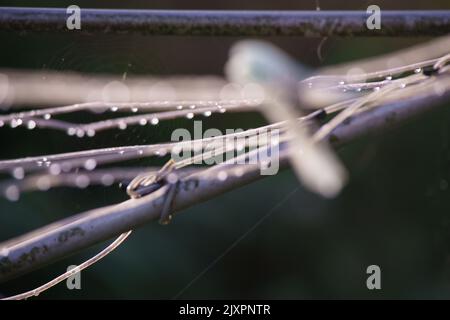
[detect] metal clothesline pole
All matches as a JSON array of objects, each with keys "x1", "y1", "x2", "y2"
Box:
[
  {"x1": 0, "y1": 7, "x2": 449, "y2": 36},
  {"x1": 1, "y1": 82, "x2": 449, "y2": 282}
]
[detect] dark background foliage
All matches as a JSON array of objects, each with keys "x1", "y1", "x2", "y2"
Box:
[{"x1": 0, "y1": 0, "x2": 450, "y2": 299}]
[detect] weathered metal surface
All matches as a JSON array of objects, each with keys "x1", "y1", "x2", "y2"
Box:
[{"x1": 0, "y1": 8, "x2": 449, "y2": 36}]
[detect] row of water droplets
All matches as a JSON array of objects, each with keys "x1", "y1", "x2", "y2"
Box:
[{"x1": 0, "y1": 99, "x2": 253, "y2": 138}]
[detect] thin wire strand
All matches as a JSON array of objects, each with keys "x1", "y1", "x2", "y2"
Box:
[{"x1": 2, "y1": 230, "x2": 132, "y2": 300}]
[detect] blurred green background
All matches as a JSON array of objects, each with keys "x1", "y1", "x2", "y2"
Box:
[{"x1": 1, "y1": 0, "x2": 450, "y2": 299}]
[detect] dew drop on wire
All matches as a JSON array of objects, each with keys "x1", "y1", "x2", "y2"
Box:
[
  {"x1": 10, "y1": 118, "x2": 22, "y2": 128},
  {"x1": 5, "y1": 185, "x2": 20, "y2": 201},
  {"x1": 186, "y1": 112, "x2": 194, "y2": 119},
  {"x1": 217, "y1": 171, "x2": 228, "y2": 181},
  {"x1": 84, "y1": 159, "x2": 97, "y2": 171},
  {"x1": 118, "y1": 122, "x2": 127, "y2": 130},
  {"x1": 67, "y1": 127, "x2": 76, "y2": 136},
  {"x1": 101, "y1": 174, "x2": 114, "y2": 186},
  {"x1": 37, "y1": 177, "x2": 51, "y2": 191},
  {"x1": 61, "y1": 162, "x2": 72, "y2": 172},
  {"x1": 12, "y1": 167, "x2": 24, "y2": 180},
  {"x1": 27, "y1": 120, "x2": 36, "y2": 130},
  {"x1": 49, "y1": 163, "x2": 61, "y2": 175},
  {"x1": 75, "y1": 175, "x2": 90, "y2": 188},
  {"x1": 151, "y1": 118, "x2": 159, "y2": 125},
  {"x1": 76, "y1": 129, "x2": 85, "y2": 138},
  {"x1": 0, "y1": 246, "x2": 9, "y2": 257},
  {"x1": 87, "y1": 129, "x2": 96, "y2": 137}
]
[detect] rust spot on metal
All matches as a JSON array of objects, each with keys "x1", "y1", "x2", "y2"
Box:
[
  {"x1": 0, "y1": 244, "x2": 51, "y2": 276},
  {"x1": 58, "y1": 227, "x2": 85, "y2": 243},
  {"x1": 182, "y1": 178, "x2": 199, "y2": 192}
]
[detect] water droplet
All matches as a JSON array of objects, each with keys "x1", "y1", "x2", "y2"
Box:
[
  {"x1": 176, "y1": 105, "x2": 183, "y2": 110},
  {"x1": 119, "y1": 150, "x2": 125, "y2": 155},
  {"x1": 44, "y1": 113, "x2": 51, "y2": 120},
  {"x1": 84, "y1": 159, "x2": 97, "y2": 171},
  {"x1": 203, "y1": 111, "x2": 212, "y2": 117},
  {"x1": 150, "y1": 118, "x2": 159, "y2": 125},
  {"x1": 67, "y1": 127, "x2": 76, "y2": 136},
  {"x1": 339, "y1": 81, "x2": 345, "y2": 85},
  {"x1": 156, "y1": 149, "x2": 167, "y2": 157},
  {"x1": 49, "y1": 163, "x2": 61, "y2": 175},
  {"x1": 234, "y1": 168, "x2": 244, "y2": 177},
  {"x1": 36, "y1": 177, "x2": 51, "y2": 191},
  {"x1": 87, "y1": 129, "x2": 96, "y2": 137},
  {"x1": 101, "y1": 174, "x2": 114, "y2": 186},
  {"x1": 189, "y1": 105, "x2": 196, "y2": 109},
  {"x1": 186, "y1": 113, "x2": 194, "y2": 119},
  {"x1": 219, "y1": 108, "x2": 226, "y2": 113},
  {"x1": 139, "y1": 118, "x2": 147, "y2": 126},
  {"x1": 356, "y1": 88, "x2": 362, "y2": 92},
  {"x1": 27, "y1": 120, "x2": 36, "y2": 130},
  {"x1": 118, "y1": 122, "x2": 127, "y2": 130},
  {"x1": 10, "y1": 118, "x2": 22, "y2": 128},
  {"x1": 400, "y1": 83, "x2": 406, "y2": 89},
  {"x1": 12, "y1": 167, "x2": 24, "y2": 180},
  {"x1": 386, "y1": 76, "x2": 393, "y2": 81},
  {"x1": 167, "y1": 173, "x2": 179, "y2": 184},
  {"x1": 61, "y1": 162, "x2": 72, "y2": 172},
  {"x1": 217, "y1": 171, "x2": 228, "y2": 181},
  {"x1": 5, "y1": 185, "x2": 19, "y2": 201},
  {"x1": 75, "y1": 175, "x2": 90, "y2": 188},
  {"x1": 131, "y1": 107, "x2": 139, "y2": 113},
  {"x1": 76, "y1": 129, "x2": 85, "y2": 138},
  {"x1": 414, "y1": 68, "x2": 422, "y2": 74},
  {"x1": 111, "y1": 106, "x2": 118, "y2": 112},
  {"x1": 0, "y1": 246, "x2": 9, "y2": 257},
  {"x1": 138, "y1": 149, "x2": 144, "y2": 155}
]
